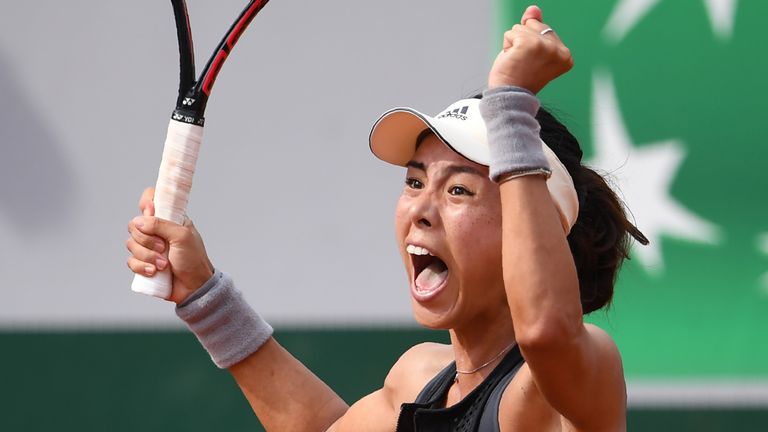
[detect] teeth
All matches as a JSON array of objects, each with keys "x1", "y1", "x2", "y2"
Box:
[{"x1": 406, "y1": 244, "x2": 433, "y2": 256}]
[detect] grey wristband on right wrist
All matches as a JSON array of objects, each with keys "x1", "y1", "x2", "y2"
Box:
[
  {"x1": 479, "y1": 86, "x2": 551, "y2": 183},
  {"x1": 176, "y1": 270, "x2": 273, "y2": 369}
]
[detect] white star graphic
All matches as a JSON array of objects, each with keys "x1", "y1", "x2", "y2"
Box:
[
  {"x1": 757, "y1": 233, "x2": 768, "y2": 294},
  {"x1": 704, "y1": 0, "x2": 740, "y2": 40},
  {"x1": 586, "y1": 70, "x2": 721, "y2": 274},
  {"x1": 603, "y1": 0, "x2": 738, "y2": 43}
]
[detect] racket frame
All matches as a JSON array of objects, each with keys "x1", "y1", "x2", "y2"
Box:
[
  {"x1": 171, "y1": 0, "x2": 270, "y2": 126},
  {"x1": 132, "y1": 0, "x2": 271, "y2": 299}
]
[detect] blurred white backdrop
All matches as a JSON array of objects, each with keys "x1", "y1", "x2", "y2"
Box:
[{"x1": 0, "y1": 0, "x2": 494, "y2": 328}]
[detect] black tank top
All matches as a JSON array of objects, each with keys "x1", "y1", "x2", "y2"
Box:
[{"x1": 395, "y1": 345, "x2": 525, "y2": 432}]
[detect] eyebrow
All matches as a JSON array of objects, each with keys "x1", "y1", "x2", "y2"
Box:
[
  {"x1": 405, "y1": 160, "x2": 484, "y2": 177},
  {"x1": 406, "y1": 160, "x2": 426, "y2": 171}
]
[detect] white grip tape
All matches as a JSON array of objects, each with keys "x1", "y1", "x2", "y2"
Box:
[{"x1": 132, "y1": 120, "x2": 204, "y2": 299}]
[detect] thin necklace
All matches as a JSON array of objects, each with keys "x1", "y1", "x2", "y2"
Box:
[{"x1": 454, "y1": 342, "x2": 516, "y2": 383}]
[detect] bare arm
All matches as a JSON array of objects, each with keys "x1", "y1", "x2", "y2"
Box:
[
  {"x1": 499, "y1": 177, "x2": 624, "y2": 428},
  {"x1": 490, "y1": 6, "x2": 625, "y2": 430},
  {"x1": 127, "y1": 188, "x2": 347, "y2": 430},
  {"x1": 230, "y1": 338, "x2": 349, "y2": 431}
]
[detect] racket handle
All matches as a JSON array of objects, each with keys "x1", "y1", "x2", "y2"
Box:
[{"x1": 132, "y1": 119, "x2": 204, "y2": 299}]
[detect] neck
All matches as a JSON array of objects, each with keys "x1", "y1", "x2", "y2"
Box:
[{"x1": 448, "y1": 307, "x2": 516, "y2": 397}]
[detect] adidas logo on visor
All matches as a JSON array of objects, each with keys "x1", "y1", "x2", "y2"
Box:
[{"x1": 437, "y1": 105, "x2": 470, "y2": 120}]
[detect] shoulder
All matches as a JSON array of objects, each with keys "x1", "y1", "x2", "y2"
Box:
[
  {"x1": 566, "y1": 323, "x2": 627, "y2": 427},
  {"x1": 383, "y1": 342, "x2": 454, "y2": 406},
  {"x1": 583, "y1": 323, "x2": 624, "y2": 374},
  {"x1": 499, "y1": 324, "x2": 625, "y2": 430},
  {"x1": 585, "y1": 323, "x2": 625, "y2": 401},
  {"x1": 569, "y1": 323, "x2": 626, "y2": 427},
  {"x1": 327, "y1": 343, "x2": 453, "y2": 432}
]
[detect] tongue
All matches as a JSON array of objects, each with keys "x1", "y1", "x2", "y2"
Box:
[{"x1": 415, "y1": 262, "x2": 448, "y2": 292}]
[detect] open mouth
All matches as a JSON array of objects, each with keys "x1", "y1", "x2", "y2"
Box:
[{"x1": 407, "y1": 244, "x2": 449, "y2": 300}]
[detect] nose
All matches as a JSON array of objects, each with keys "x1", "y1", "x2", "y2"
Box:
[{"x1": 409, "y1": 190, "x2": 437, "y2": 229}]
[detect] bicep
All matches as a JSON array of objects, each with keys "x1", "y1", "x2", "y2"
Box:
[{"x1": 521, "y1": 324, "x2": 625, "y2": 428}]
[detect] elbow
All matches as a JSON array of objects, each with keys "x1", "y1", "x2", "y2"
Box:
[
  {"x1": 503, "y1": 274, "x2": 584, "y2": 353},
  {"x1": 515, "y1": 314, "x2": 582, "y2": 355}
]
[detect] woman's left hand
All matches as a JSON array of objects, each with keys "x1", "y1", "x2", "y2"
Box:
[{"x1": 488, "y1": 5, "x2": 573, "y2": 93}]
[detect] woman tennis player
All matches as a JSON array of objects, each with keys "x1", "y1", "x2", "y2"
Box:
[{"x1": 126, "y1": 5, "x2": 646, "y2": 431}]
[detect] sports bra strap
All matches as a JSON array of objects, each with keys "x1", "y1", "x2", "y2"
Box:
[
  {"x1": 476, "y1": 360, "x2": 525, "y2": 431},
  {"x1": 414, "y1": 361, "x2": 457, "y2": 404},
  {"x1": 396, "y1": 345, "x2": 525, "y2": 432}
]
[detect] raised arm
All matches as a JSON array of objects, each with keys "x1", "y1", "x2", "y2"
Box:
[
  {"x1": 126, "y1": 187, "x2": 348, "y2": 430},
  {"x1": 484, "y1": 6, "x2": 625, "y2": 430}
]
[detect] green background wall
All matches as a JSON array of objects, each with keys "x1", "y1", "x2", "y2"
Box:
[
  {"x1": 501, "y1": 0, "x2": 768, "y2": 381},
  {"x1": 2, "y1": 329, "x2": 767, "y2": 431}
]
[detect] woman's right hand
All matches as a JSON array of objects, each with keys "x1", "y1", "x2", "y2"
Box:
[{"x1": 126, "y1": 187, "x2": 214, "y2": 304}]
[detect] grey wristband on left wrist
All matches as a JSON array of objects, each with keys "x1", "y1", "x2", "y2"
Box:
[{"x1": 480, "y1": 86, "x2": 551, "y2": 182}]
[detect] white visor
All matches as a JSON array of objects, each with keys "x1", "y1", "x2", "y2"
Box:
[{"x1": 369, "y1": 98, "x2": 579, "y2": 233}]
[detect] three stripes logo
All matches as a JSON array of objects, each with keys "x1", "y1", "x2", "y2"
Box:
[{"x1": 437, "y1": 105, "x2": 470, "y2": 121}]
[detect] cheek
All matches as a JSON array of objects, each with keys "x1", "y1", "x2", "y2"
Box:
[
  {"x1": 449, "y1": 204, "x2": 501, "y2": 244},
  {"x1": 394, "y1": 196, "x2": 409, "y2": 238},
  {"x1": 446, "y1": 204, "x2": 503, "y2": 271},
  {"x1": 394, "y1": 197, "x2": 411, "y2": 265}
]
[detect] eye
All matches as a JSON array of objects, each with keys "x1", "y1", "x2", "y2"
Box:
[
  {"x1": 405, "y1": 177, "x2": 424, "y2": 189},
  {"x1": 448, "y1": 185, "x2": 474, "y2": 196}
]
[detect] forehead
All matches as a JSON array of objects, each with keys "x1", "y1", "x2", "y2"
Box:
[{"x1": 411, "y1": 134, "x2": 486, "y2": 172}]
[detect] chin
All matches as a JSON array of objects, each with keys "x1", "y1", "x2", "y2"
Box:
[{"x1": 410, "y1": 296, "x2": 458, "y2": 330}]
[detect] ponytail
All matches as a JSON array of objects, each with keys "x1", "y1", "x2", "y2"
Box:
[{"x1": 537, "y1": 108, "x2": 648, "y2": 314}]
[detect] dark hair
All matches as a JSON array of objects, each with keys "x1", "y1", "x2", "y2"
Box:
[
  {"x1": 535, "y1": 107, "x2": 648, "y2": 314},
  {"x1": 471, "y1": 92, "x2": 648, "y2": 314}
]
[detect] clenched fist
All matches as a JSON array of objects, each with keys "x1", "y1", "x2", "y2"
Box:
[
  {"x1": 489, "y1": 5, "x2": 573, "y2": 93},
  {"x1": 126, "y1": 187, "x2": 214, "y2": 304}
]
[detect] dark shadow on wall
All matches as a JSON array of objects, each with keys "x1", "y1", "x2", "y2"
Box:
[{"x1": 0, "y1": 49, "x2": 77, "y2": 234}]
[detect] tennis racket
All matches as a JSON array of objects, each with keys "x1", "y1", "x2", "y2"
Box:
[{"x1": 132, "y1": 0, "x2": 271, "y2": 299}]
